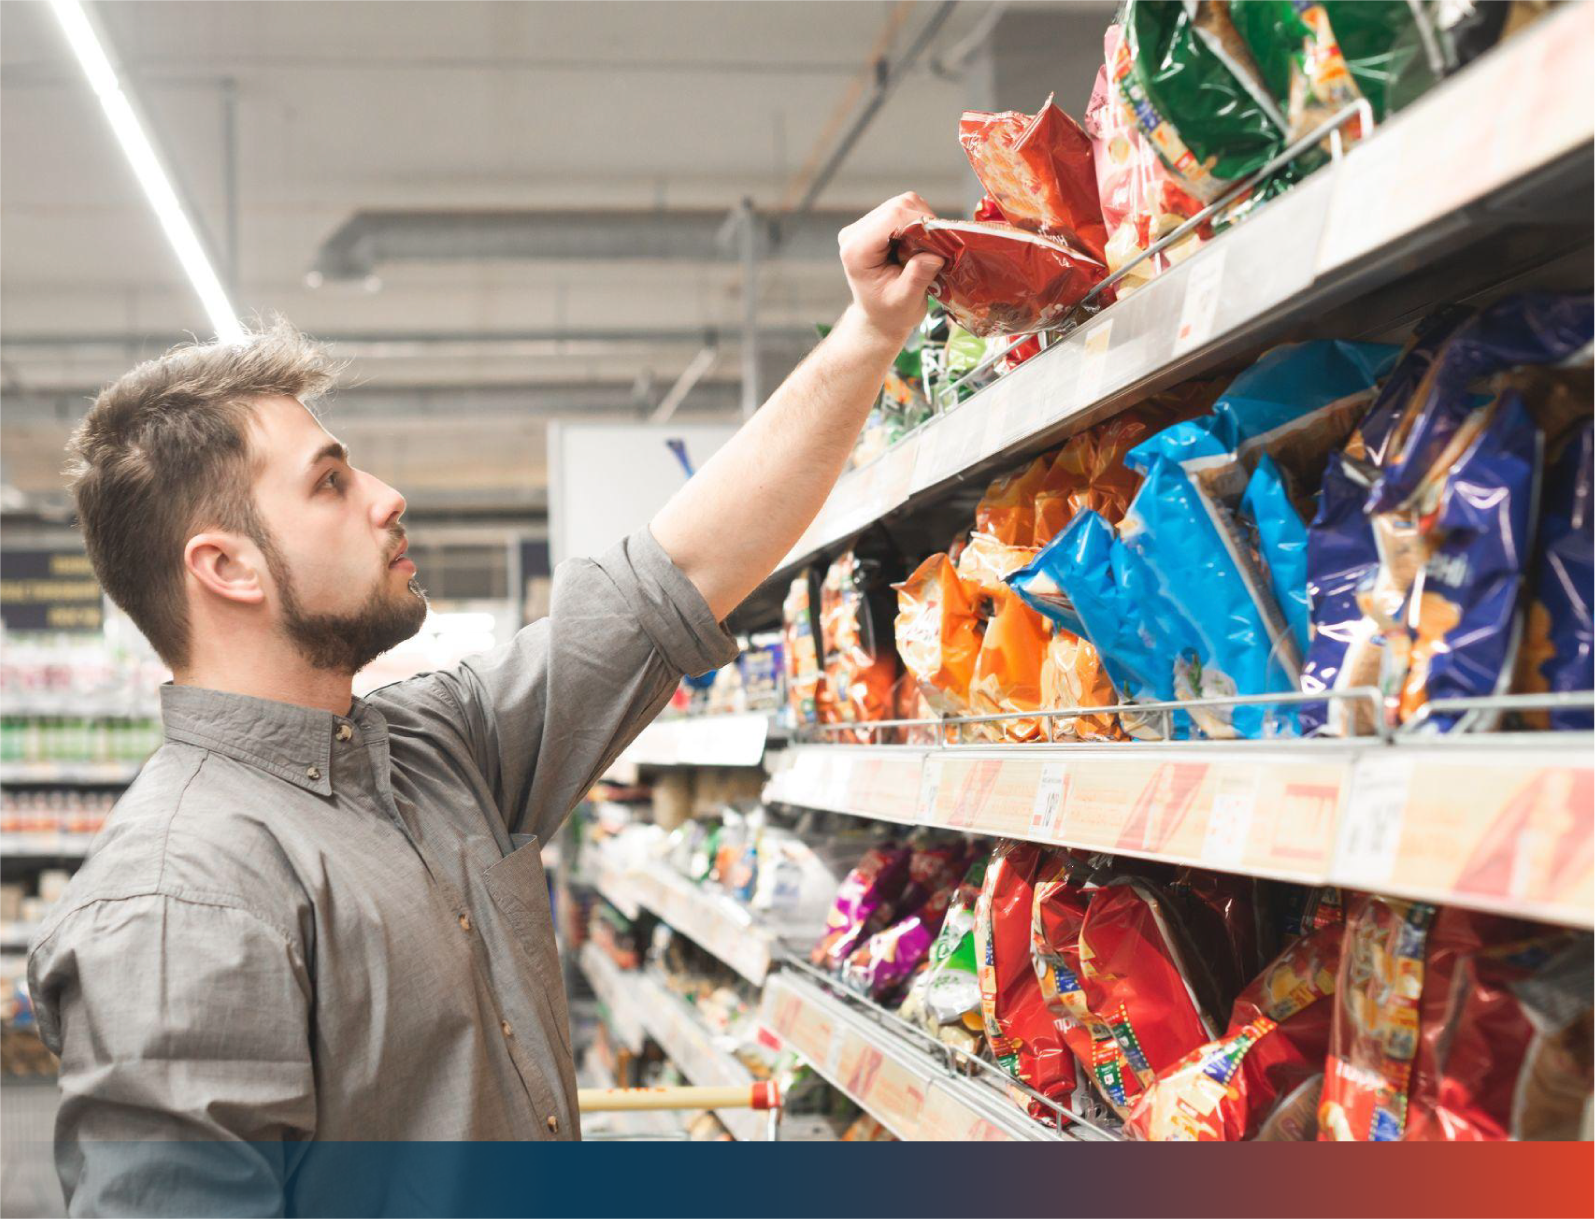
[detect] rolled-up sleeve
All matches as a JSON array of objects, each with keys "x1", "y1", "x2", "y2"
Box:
[
  {"x1": 29, "y1": 894, "x2": 316, "y2": 1218},
  {"x1": 385, "y1": 526, "x2": 739, "y2": 842}
]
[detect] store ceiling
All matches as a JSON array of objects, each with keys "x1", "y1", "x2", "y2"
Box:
[{"x1": 0, "y1": 0, "x2": 1112, "y2": 517}]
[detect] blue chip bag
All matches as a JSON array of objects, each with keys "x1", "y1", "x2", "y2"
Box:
[
  {"x1": 1398, "y1": 391, "x2": 1543, "y2": 732},
  {"x1": 1516, "y1": 421, "x2": 1594, "y2": 730},
  {"x1": 1240, "y1": 453, "x2": 1310, "y2": 660},
  {"x1": 1009, "y1": 510, "x2": 1196, "y2": 738},
  {"x1": 1126, "y1": 340, "x2": 1400, "y2": 474},
  {"x1": 1368, "y1": 292, "x2": 1593, "y2": 515},
  {"x1": 1121, "y1": 456, "x2": 1298, "y2": 738},
  {"x1": 1298, "y1": 307, "x2": 1481, "y2": 736}
]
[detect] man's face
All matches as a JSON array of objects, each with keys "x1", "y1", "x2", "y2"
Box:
[{"x1": 244, "y1": 395, "x2": 428, "y2": 673}]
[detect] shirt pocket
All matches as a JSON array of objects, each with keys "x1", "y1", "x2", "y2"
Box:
[{"x1": 482, "y1": 835, "x2": 571, "y2": 1056}]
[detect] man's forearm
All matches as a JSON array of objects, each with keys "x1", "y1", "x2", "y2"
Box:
[{"x1": 651, "y1": 305, "x2": 905, "y2": 619}]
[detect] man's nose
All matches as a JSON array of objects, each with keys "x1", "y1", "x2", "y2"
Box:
[{"x1": 366, "y1": 471, "x2": 406, "y2": 527}]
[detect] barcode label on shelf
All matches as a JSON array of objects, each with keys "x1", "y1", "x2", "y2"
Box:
[
  {"x1": 918, "y1": 757, "x2": 944, "y2": 822},
  {"x1": 1028, "y1": 761, "x2": 1068, "y2": 839},
  {"x1": 1336, "y1": 755, "x2": 1413, "y2": 887},
  {"x1": 1202, "y1": 769, "x2": 1259, "y2": 869},
  {"x1": 1173, "y1": 249, "x2": 1226, "y2": 356},
  {"x1": 1076, "y1": 320, "x2": 1113, "y2": 403}
]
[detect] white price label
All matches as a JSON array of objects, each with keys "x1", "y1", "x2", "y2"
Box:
[
  {"x1": 918, "y1": 758, "x2": 944, "y2": 823},
  {"x1": 1202, "y1": 770, "x2": 1259, "y2": 869},
  {"x1": 1028, "y1": 761, "x2": 1069, "y2": 839},
  {"x1": 1173, "y1": 249, "x2": 1226, "y2": 356},
  {"x1": 1336, "y1": 755, "x2": 1412, "y2": 886},
  {"x1": 1076, "y1": 320, "x2": 1113, "y2": 404},
  {"x1": 981, "y1": 398, "x2": 1012, "y2": 458}
]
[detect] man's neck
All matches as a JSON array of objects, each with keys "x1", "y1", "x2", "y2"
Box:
[{"x1": 173, "y1": 652, "x2": 355, "y2": 717}]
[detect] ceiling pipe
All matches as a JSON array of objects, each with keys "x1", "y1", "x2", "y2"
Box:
[
  {"x1": 786, "y1": 0, "x2": 960, "y2": 218},
  {"x1": 306, "y1": 208, "x2": 865, "y2": 282},
  {"x1": 649, "y1": 344, "x2": 719, "y2": 423}
]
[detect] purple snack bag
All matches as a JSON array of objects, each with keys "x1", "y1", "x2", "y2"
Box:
[{"x1": 811, "y1": 844, "x2": 910, "y2": 969}]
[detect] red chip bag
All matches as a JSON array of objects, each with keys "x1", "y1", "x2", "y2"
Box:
[
  {"x1": 894, "y1": 218, "x2": 1105, "y2": 338},
  {"x1": 1126, "y1": 922, "x2": 1342, "y2": 1141},
  {"x1": 959, "y1": 95, "x2": 1108, "y2": 262},
  {"x1": 1076, "y1": 879, "x2": 1221, "y2": 1087},
  {"x1": 1318, "y1": 895, "x2": 1433, "y2": 1141},
  {"x1": 1032, "y1": 857, "x2": 1141, "y2": 1117},
  {"x1": 1419, "y1": 935, "x2": 1593, "y2": 1141},
  {"x1": 976, "y1": 841, "x2": 1083, "y2": 1122},
  {"x1": 1404, "y1": 905, "x2": 1539, "y2": 1140},
  {"x1": 973, "y1": 194, "x2": 1008, "y2": 224}
]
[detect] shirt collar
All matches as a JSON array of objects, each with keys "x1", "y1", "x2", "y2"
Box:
[{"x1": 160, "y1": 684, "x2": 380, "y2": 796}]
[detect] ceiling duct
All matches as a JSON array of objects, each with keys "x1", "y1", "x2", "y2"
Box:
[{"x1": 309, "y1": 208, "x2": 863, "y2": 282}]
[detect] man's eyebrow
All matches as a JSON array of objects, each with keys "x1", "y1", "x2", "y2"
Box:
[{"x1": 306, "y1": 441, "x2": 349, "y2": 470}]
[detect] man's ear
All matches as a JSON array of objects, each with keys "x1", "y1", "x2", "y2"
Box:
[{"x1": 184, "y1": 532, "x2": 267, "y2": 606}]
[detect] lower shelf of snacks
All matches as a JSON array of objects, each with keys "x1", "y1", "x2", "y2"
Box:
[
  {"x1": 765, "y1": 738, "x2": 1594, "y2": 930},
  {"x1": 759, "y1": 967, "x2": 1090, "y2": 1143}
]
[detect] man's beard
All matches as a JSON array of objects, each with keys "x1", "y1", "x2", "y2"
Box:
[{"x1": 261, "y1": 527, "x2": 429, "y2": 675}]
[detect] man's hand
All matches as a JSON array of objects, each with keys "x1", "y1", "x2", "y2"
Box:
[{"x1": 838, "y1": 192, "x2": 943, "y2": 348}]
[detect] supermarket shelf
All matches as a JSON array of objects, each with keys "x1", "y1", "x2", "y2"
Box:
[
  {"x1": 628, "y1": 861, "x2": 825, "y2": 986},
  {"x1": 759, "y1": 969, "x2": 1076, "y2": 1143},
  {"x1": 576, "y1": 943, "x2": 768, "y2": 1141},
  {"x1": 618, "y1": 712, "x2": 773, "y2": 768},
  {"x1": 770, "y1": 4, "x2": 1593, "y2": 581},
  {"x1": 584, "y1": 849, "x2": 641, "y2": 920},
  {"x1": 0, "y1": 831, "x2": 99, "y2": 859},
  {"x1": 0, "y1": 922, "x2": 41, "y2": 952},
  {"x1": 578, "y1": 942, "x2": 647, "y2": 1055},
  {"x1": 0, "y1": 762, "x2": 142, "y2": 785},
  {"x1": 764, "y1": 736, "x2": 1595, "y2": 930}
]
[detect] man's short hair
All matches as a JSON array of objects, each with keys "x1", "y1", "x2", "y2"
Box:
[{"x1": 65, "y1": 319, "x2": 340, "y2": 667}]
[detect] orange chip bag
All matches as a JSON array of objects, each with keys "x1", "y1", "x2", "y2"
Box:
[
  {"x1": 893, "y1": 553, "x2": 982, "y2": 717},
  {"x1": 975, "y1": 454, "x2": 1053, "y2": 545},
  {"x1": 967, "y1": 590, "x2": 1051, "y2": 743},
  {"x1": 820, "y1": 547, "x2": 900, "y2": 742},
  {"x1": 1040, "y1": 629, "x2": 1125, "y2": 742},
  {"x1": 956, "y1": 531, "x2": 1040, "y2": 603}
]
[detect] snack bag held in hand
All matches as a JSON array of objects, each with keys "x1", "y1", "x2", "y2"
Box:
[
  {"x1": 893, "y1": 218, "x2": 1105, "y2": 338},
  {"x1": 959, "y1": 95, "x2": 1108, "y2": 261},
  {"x1": 1126, "y1": 922, "x2": 1342, "y2": 1141}
]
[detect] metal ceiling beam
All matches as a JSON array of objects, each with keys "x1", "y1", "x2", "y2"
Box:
[
  {"x1": 0, "y1": 326, "x2": 819, "y2": 357},
  {"x1": 2, "y1": 379, "x2": 749, "y2": 424},
  {"x1": 307, "y1": 208, "x2": 865, "y2": 282}
]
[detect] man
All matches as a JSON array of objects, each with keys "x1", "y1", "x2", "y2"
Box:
[{"x1": 28, "y1": 194, "x2": 943, "y2": 1215}]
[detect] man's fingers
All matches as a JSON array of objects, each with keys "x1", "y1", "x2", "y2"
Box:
[{"x1": 901, "y1": 252, "x2": 944, "y2": 288}]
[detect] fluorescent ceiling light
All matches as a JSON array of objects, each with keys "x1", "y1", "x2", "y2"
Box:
[{"x1": 48, "y1": 0, "x2": 245, "y2": 344}]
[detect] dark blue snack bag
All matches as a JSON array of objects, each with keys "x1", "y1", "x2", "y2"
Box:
[
  {"x1": 1368, "y1": 292, "x2": 1593, "y2": 516},
  {"x1": 1298, "y1": 307, "x2": 1479, "y2": 736},
  {"x1": 1516, "y1": 421, "x2": 1594, "y2": 730},
  {"x1": 1398, "y1": 391, "x2": 1543, "y2": 732}
]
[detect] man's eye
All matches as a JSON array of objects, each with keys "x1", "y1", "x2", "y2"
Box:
[{"x1": 322, "y1": 470, "x2": 341, "y2": 491}]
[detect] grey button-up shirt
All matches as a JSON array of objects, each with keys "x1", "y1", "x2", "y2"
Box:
[{"x1": 28, "y1": 528, "x2": 737, "y2": 1216}]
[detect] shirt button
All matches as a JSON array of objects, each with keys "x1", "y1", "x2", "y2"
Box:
[
  {"x1": 336, "y1": 724, "x2": 353, "y2": 742},
  {"x1": 546, "y1": 1115, "x2": 559, "y2": 1135},
  {"x1": 305, "y1": 765, "x2": 321, "y2": 781},
  {"x1": 458, "y1": 914, "x2": 472, "y2": 932},
  {"x1": 500, "y1": 1020, "x2": 513, "y2": 1038}
]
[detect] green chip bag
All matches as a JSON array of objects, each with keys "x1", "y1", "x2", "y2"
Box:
[{"x1": 1116, "y1": 0, "x2": 1288, "y2": 203}]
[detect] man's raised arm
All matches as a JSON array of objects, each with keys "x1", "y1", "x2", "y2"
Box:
[{"x1": 650, "y1": 193, "x2": 943, "y2": 620}]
